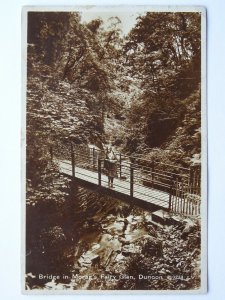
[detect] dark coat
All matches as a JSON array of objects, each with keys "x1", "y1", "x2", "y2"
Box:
[{"x1": 104, "y1": 150, "x2": 117, "y2": 177}]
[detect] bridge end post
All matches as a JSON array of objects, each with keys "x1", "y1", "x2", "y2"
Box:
[{"x1": 98, "y1": 159, "x2": 101, "y2": 186}]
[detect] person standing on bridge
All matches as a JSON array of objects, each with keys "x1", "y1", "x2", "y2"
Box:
[{"x1": 104, "y1": 147, "x2": 117, "y2": 188}]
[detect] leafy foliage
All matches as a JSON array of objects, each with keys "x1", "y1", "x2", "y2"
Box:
[
  {"x1": 123, "y1": 12, "x2": 201, "y2": 161},
  {"x1": 26, "y1": 12, "x2": 123, "y2": 194},
  {"x1": 117, "y1": 219, "x2": 201, "y2": 290}
]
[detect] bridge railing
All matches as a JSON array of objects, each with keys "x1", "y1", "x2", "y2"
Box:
[{"x1": 52, "y1": 143, "x2": 201, "y2": 216}]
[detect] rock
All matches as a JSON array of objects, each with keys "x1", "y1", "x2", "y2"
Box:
[
  {"x1": 45, "y1": 280, "x2": 57, "y2": 289},
  {"x1": 103, "y1": 219, "x2": 126, "y2": 235},
  {"x1": 152, "y1": 210, "x2": 170, "y2": 225},
  {"x1": 115, "y1": 253, "x2": 126, "y2": 262},
  {"x1": 54, "y1": 283, "x2": 74, "y2": 290},
  {"x1": 92, "y1": 255, "x2": 100, "y2": 266},
  {"x1": 118, "y1": 236, "x2": 128, "y2": 244},
  {"x1": 96, "y1": 234, "x2": 122, "y2": 266},
  {"x1": 25, "y1": 273, "x2": 37, "y2": 289},
  {"x1": 144, "y1": 212, "x2": 155, "y2": 227},
  {"x1": 147, "y1": 225, "x2": 157, "y2": 237},
  {"x1": 181, "y1": 219, "x2": 197, "y2": 239},
  {"x1": 91, "y1": 243, "x2": 101, "y2": 251},
  {"x1": 152, "y1": 210, "x2": 185, "y2": 226},
  {"x1": 170, "y1": 215, "x2": 183, "y2": 226},
  {"x1": 78, "y1": 251, "x2": 100, "y2": 268},
  {"x1": 26, "y1": 272, "x2": 36, "y2": 279},
  {"x1": 121, "y1": 244, "x2": 142, "y2": 256},
  {"x1": 73, "y1": 262, "x2": 81, "y2": 272}
]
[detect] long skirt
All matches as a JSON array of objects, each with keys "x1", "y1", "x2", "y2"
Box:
[{"x1": 104, "y1": 159, "x2": 117, "y2": 178}]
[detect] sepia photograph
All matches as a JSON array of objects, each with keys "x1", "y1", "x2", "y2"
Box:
[{"x1": 23, "y1": 6, "x2": 206, "y2": 293}]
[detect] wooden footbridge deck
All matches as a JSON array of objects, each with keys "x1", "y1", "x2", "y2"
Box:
[{"x1": 54, "y1": 144, "x2": 201, "y2": 216}]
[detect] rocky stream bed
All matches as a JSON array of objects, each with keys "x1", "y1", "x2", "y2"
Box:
[{"x1": 26, "y1": 184, "x2": 201, "y2": 291}]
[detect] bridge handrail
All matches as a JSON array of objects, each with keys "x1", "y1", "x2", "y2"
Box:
[
  {"x1": 86, "y1": 146, "x2": 191, "y2": 171},
  {"x1": 54, "y1": 142, "x2": 201, "y2": 216}
]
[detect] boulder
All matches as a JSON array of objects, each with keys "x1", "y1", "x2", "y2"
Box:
[
  {"x1": 121, "y1": 244, "x2": 142, "y2": 256},
  {"x1": 152, "y1": 210, "x2": 183, "y2": 226},
  {"x1": 152, "y1": 210, "x2": 170, "y2": 225},
  {"x1": 181, "y1": 218, "x2": 198, "y2": 239},
  {"x1": 78, "y1": 251, "x2": 100, "y2": 268}
]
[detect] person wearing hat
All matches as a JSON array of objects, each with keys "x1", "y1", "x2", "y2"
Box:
[{"x1": 104, "y1": 147, "x2": 117, "y2": 188}]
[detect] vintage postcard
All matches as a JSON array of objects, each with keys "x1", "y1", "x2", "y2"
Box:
[{"x1": 22, "y1": 6, "x2": 207, "y2": 294}]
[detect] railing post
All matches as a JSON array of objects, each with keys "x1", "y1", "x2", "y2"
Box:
[
  {"x1": 98, "y1": 159, "x2": 101, "y2": 186},
  {"x1": 168, "y1": 178, "x2": 173, "y2": 211},
  {"x1": 71, "y1": 143, "x2": 75, "y2": 178},
  {"x1": 119, "y1": 153, "x2": 122, "y2": 178},
  {"x1": 93, "y1": 147, "x2": 95, "y2": 169},
  {"x1": 189, "y1": 166, "x2": 194, "y2": 194},
  {"x1": 196, "y1": 168, "x2": 201, "y2": 195},
  {"x1": 130, "y1": 164, "x2": 134, "y2": 198},
  {"x1": 152, "y1": 159, "x2": 155, "y2": 188}
]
